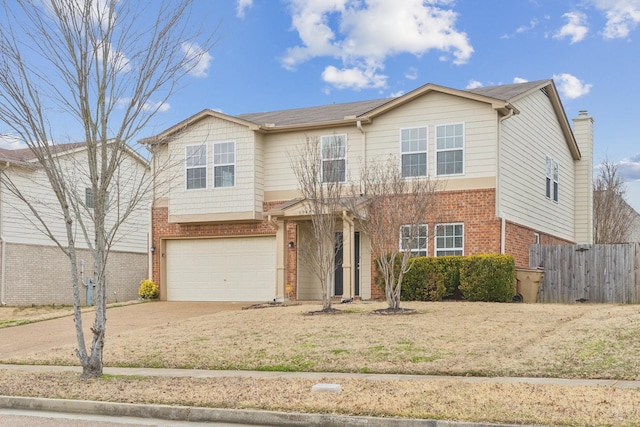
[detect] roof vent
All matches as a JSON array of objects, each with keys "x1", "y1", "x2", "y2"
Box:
[{"x1": 540, "y1": 87, "x2": 549, "y2": 98}]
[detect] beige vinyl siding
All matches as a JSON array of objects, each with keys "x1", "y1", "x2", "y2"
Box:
[
  {"x1": 2, "y1": 153, "x2": 149, "y2": 253},
  {"x1": 364, "y1": 91, "x2": 498, "y2": 181},
  {"x1": 499, "y1": 89, "x2": 575, "y2": 241},
  {"x1": 263, "y1": 126, "x2": 363, "y2": 193},
  {"x1": 167, "y1": 118, "x2": 262, "y2": 217},
  {"x1": 262, "y1": 93, "x2": 497, "y2": 195}
]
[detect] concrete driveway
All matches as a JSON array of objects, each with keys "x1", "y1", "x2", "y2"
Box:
[{"x1": 0, "y1": 302, "x2": 248, "y2": 360}]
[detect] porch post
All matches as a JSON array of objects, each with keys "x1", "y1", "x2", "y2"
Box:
[
  {"x1": 275, "y1": 219, "x2": 287, "y2": 302},
  {"x1": 342, "y1": 214, "x2": 354, "y2": 300}
]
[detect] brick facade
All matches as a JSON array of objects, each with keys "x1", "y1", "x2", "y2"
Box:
[
  {"x1": 152, "y1": 188, "x2": 573, "y2": 301},
  {"x1": 2, "y1": 243, "x2": 146, "y2": 306}
]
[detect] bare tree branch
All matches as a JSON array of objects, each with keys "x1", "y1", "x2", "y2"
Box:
[
  {"x1": 345, "y1": 155, "x2": 440, "y2": 310},
  {"x1": 0, "y1": 0, "x2": 217, "y2": 378},
  {"x1": 593, "y1": 159, "x2": 635, "y2": 244}
]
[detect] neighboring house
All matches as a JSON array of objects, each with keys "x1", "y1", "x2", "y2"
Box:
[
  {"x1": 0, "y1": 142, "x2": 150, "y2": 306},
  {"x1": 144, "y1": 79, "x2": 594, "y2": 302}
]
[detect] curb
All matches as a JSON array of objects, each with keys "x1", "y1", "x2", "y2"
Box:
[{"x1": 0, "y1": 395, "x2": 542, "y2": 427}]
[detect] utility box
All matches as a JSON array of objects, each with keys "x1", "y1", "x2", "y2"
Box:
[{"x1": 516, "y1": 268, "x2": 544, "y2": 303}]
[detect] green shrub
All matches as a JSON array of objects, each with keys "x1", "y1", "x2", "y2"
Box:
[
  {"x1": 459, "y1": 255, "x2": 515, "y2": 302},
  {"x1": 374, "y1": 255, "x2": 448, "y2": 301},
  {"x1": 138, "y1": 279, "x2": 159, "y2": 300}
]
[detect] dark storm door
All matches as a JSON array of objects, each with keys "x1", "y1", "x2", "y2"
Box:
[{"x1": 334, "y1": 232, "x2": 343, "y2": 296}]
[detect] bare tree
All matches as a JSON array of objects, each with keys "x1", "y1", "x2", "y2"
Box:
[
  {"x1": 290, "y1": 135, "x2": 345, "y2": 312},
  {"x1": 345, "y1": 156, "x2": 439, "y2": 311},
  {"x1": 0, "y1": 0, "x2": 215, "y2": 378},
  {"x1": 593, "y1": 159, "x2": 635, "y2": 244}
]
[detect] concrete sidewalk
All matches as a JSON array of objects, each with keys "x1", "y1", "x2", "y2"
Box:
[
  {"x1": 1, "y1": 363, "x2": 640, "y2": 389},
  {"x1": 1, "y1": 364, "x2": 638, "y2": 426}
]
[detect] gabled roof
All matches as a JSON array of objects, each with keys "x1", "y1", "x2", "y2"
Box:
[
  {"x1": 141, "y1": 79, "x2": 579, "y2": 158},
  {"x1": 237, "y1": 98, "x2": 393, "y2": 127},
  {"x1": 0, "y1": 141, "x2": 149, "y2": 168}
]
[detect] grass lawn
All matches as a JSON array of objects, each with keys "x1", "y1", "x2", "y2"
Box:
[{"x1": 2, "y1": 300, "x2": 640, "y2": 426}]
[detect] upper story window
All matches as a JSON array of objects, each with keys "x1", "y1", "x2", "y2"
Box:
[
  {"x1": 400, "y1": 127, "x2": 428, "y2": 178},
  {"x1": 85, "y1": 188, "x2": 110, "y2": 209},
  {"x1": 185, "y1": 143, "x2": 207, "y2": 190},
  {"x1": 546, "y1": 156, "x2": 559, "y2": 202},
  {"x1": 399, "y1": 224, "x2": 428, "y2": 257},
  {"x1": 214, "y1": 141, "x2": 235, "y2": 188},
  {"x1": 321, "y1": 134, "x2": 346, "y2": 183},
  {"x1": 435, "y1": 223, "x2": 463, "y2": 256},
  {"x1": 436, "y1": 123, "x2": 464, "y2": 176}
]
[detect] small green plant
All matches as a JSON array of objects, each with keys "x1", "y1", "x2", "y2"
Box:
[{"x1": 138, "y1": 279, "x2": 159, "y2": 300}]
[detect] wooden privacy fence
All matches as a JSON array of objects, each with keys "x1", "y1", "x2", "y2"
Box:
[{"x1": 529, "y1": 243, "x2": 640, "y2": 304}]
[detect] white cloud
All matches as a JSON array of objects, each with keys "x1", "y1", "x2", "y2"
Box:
[
  {"x1": 282, "y1": 0, "x2": 473, "y2": 90},
  {"x1": 404, "y1": 67, "x2": 418, "y2": 80},
  {"x1": 321, "y1": 65, "x2": 387, "y2": 90},
  {"x1": 116, "y1": 98, "x2": 170, "y2": 113},
  {"x1": 618, "y1": 154, "x2": 640, "y2": 180},
  {"x1": 513, "y1": 77, "x2": 529, "y2": 83},
  {"x1": 589, "y1": 0, "x2": 640, "y2": 38},
  {"x1": 517, "y1": 18, "x2": 539, "y2": 34},
  {"x1": 554, "y1": 11, "x2": 589, "y2": 43},
  {"x1": 181, "y1": 43, "x2": 212, "y2": 78},
  {"x1": 465, "y1": 80, "x2": 483, "y2": 89},
  {"x1": 236, "y1": 0, "x2": 253, "y2": 19},
  {"x1": 390, "y1": 90, "x2": 405, "y2": 97},
  {"x1": 0, "y1": 134, "x2": 26, "y2": 149},
  {"x1": 552, "y1": 73, "x2": 592, "y2": 99}
]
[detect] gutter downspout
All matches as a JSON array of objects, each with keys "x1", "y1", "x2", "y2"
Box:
[
  {"x1": 497, "y1": 107, "x2": 515, "y2": 254},
  {"x1": 356, "y1": 121, "x2": 366, "y2": 195},
  {"x1": 0, "y1": 161, "x2": 9, "y2": 305}
]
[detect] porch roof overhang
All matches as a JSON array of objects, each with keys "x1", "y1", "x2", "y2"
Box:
[{"x1": 264, "y1": 197, "x2": 367, "y2": 221}]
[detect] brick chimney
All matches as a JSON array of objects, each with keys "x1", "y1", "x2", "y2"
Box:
[{"x1": 572, "y1": 110, "x2": 594, "y2": 244}]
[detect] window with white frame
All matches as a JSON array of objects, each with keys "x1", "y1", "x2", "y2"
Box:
[
  {"x1": 214, "y1": 141, "x2": 235, "y2": 188},
  {"x1": 85, "y1": 188, "x2": 110, "y2": 209},
  {"x1": 435, "y1": 223, "x2": 463, "y2": 256},
  {"x1": 321, "y1": 134, "x2": 346, "y2": 183},
  {"x1": 546, "y1": 156, "x2": 559, "y2": 202},
  {"x1": 436, "y1": 123, "x2": 464, "y2": 175},
  {"x1": 399, "y1": 224, "x2": 428, "y2": 257},
  {"x1": 185, "y1": 143, "x2": 207, "y2": 190},
  {"x1": 400, "y1": 127, "x2": 427, "y2": 177}
]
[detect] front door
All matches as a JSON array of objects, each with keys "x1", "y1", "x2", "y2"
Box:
[{"x1": 334, "y1": 232, "x2": 343, "y2": 296}]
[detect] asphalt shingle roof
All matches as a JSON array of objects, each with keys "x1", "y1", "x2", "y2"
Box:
[
  {"x1": 235, "y1": 80, "x2": 551, "y2": 128},
  {"x1": 237, "y1": 98, "x2": 394, "y2": 127}
]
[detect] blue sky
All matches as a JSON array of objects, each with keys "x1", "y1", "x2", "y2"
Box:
[
  {"x1": 149, "y1": 0, "x2": 640, "y2": 210},
  {"x1": 2, "y1": 0, "x2": 640, "y2": 211}
]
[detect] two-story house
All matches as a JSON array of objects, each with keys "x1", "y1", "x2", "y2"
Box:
[
  {"x1": 0, "y1": 142, "x2": 150, "y2": 305},
  {"x1": 144, "y1": 79, "x2": 593, "y2": 302}
]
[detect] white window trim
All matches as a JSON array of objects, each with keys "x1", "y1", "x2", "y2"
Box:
[
  {"x1": 185, "y1": 143, "x2": 207, "y2": 191},
  {"x1": 399, "y1": 224, "x2": 428, "y2": 256},
  {"x1": 435, "y1": 122, "x2": 465, "y2": 176},
  {"x1": 434, "y1": 223, "x2": 464, "y2": 256},
  {"x1": 545, "y1": 156, "x2": 559, "y2": 202},
  {"x1": 399, "y1": 126, "x2": 428, "y2": 178},
  {"x1": 321, "y1": 134, "x2": 347, "y2": 183},
  {"x1": 213, "y1": 141, "x2": 236, "y2": 189}
]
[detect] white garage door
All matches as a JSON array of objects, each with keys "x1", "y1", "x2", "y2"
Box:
[{"x1": 166, "y1": 237, "x2": 276, "y2": 302}]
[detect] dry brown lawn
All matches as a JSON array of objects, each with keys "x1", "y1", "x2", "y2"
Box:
[{"x1": 3, "y1": 300, "x2": 640, "y2": 426}]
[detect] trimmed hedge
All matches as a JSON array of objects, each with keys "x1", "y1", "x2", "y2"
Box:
[
  {"x1": 375, "y1": 253, "x2": 516, "y2": 302},
  {"x1": 459, "y1": 254, "x2": 515, "y2": 302}
]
